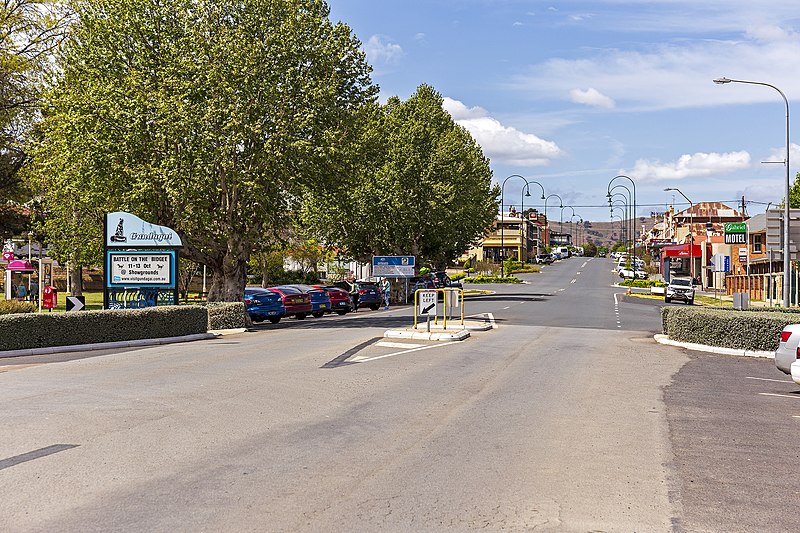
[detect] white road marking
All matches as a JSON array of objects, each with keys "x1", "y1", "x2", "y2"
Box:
[
  {"x1": 503, "y1": 306, "x2": 511, "y2": 309},
  {"x1": 356, "y1": 342, "x2": 448, "y2": 363},
  {"x1": 759, "y1": 393, "x2": 800, "y2": 400},
  {"x1": 576, "y1": 271, "x2": 582, "y2": 275},
  {"x1": 570, "y1": 279, "x2": 577, "y2": 284},
  {"x1": 487, "y1": 312, "x2": 497, "y2": 329},
  {"x1": 581, "y1": 261, "x2": 588, "y2": 268},
  {"x1": 557, "y1": 288, "x2": 565, "y2": 292},
  {"x1": 746, "y1": 377, "x2": 792, "y2": 383},
  {"x1": 376, "y1": 341, "x2": 426, "y2": 349}
]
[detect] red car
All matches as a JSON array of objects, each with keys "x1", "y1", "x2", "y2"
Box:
[
  {"x1": 267, "y1": 285, "x2": 313, "y2": 319},
  {"x1": 313, "y1": 285, "x2": 352, "y2": 315}
]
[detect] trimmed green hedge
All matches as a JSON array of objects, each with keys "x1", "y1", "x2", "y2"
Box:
[
  {"x1": 0, "y1": 300, "x2": 37, "y2": 315},
  {"x1": 620, "y1": 279, "x2": 666, "y2": 288},
  {"x1": 0, "y1": 305, "x2": 208, "y2": 352},
  {"x1": 207, "y1": 302, "x2": 247, "y2": 330},
  {"x1": 662, "y1": 306, "x2": 797, "y2": 351},
  {"x1": 462, "y1": 275, "x2": 522, "y2": 284}
]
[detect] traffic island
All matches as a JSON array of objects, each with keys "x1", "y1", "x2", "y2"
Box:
[{"x1": 384, "y1": 327, "x2": 470, "y2": 342}]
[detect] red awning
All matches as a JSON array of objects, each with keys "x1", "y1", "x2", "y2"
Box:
[
  {"x1": 6, "y1": 260, "x2": 34, "y2": 272},
  {"x1": 662, "y1": 244, "x2": 702, "y2": 258}
]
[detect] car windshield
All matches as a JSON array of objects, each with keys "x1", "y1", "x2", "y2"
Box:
[{"x1": 672, "y1": 279, "x2": 692, "y2": 287}]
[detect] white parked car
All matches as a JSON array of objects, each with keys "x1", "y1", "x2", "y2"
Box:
[
  {"x1": 664, "y1": 277, "x2": 695, "y2": 304},
  {"x1": 791, "y1": 360, "x2": 800, "y2": 386},
  {"x1": 775, "y1": 324, "x2": 800, "y2": 375},
  {"x1": 619, "y1": 267, "x2": 647, "y2": 280}
]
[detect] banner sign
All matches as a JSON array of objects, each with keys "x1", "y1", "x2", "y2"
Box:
[
  {"x1": 106, "y1": 250, "x2": 176, "y2": 288},
  {"x1": 372, "y1": 255, "x2": 415, "y2": 278},
  {"x1": 106, "y1": 211, "x2": 182, "y2": 248}
]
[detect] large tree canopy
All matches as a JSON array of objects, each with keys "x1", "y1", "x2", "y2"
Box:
[
  {"x1": 0, "y1": 0, "x2": 67, "y2": 238},
  {"x1": 302, "y1": 84, "x2": 498, "y2": 267},
  {"x1": 32, "y1": 0, "x2": 376, "y2": 300}
]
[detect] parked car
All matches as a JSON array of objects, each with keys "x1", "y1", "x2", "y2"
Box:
[
  {"x1": 535, "y1": 253, "x2": 553, "y2": 264},
  {"x1": 432, "y1": 271, "x2": 452, "y2": 288},
  {"x1": 267, "y1": 285, "x2": 313, "y2": 319},
  {"x1": 775, "y1": 324, "x2": 800, "y2": 375},
  {"x1": 664, "y1": 277, "x2": 695, "y2": 305},
  {"x1": 408, "y1": 275, "x2": 436, "y2": 292},
  {"x1": 332, "y1": 280, "x2": 383, "y2": 311},
  {"x1": 619, "y1": 267, "x2": 648, "y2": 280},
  {"x1": 551, "y1": 252, "x2": 562, "y2": 261},
  {"x1": 313, "y1": 285, "x2": 352, "y2": 315},
  {"x1": 598, "y1": 251, "x2": 607, "y2": 258},
  {"x1": 791, "y1": 360, "x2": 800, "y2": 386},
  {"x1": 287, "y1": 284, "x2": 331, "y2": 318},
  {"x1": 244, "y1": 287, "x2": 285, "y2": 324}
]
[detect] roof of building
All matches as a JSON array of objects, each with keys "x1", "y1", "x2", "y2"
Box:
[
  {"x1": 673, "y1": 201, "x2": 745, "y2": 220},
  {"x1": 746, "y1": 213, "x2": 767, "y2": 233}
]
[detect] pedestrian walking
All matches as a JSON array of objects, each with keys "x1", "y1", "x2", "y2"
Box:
[
  {"x1": 17, "y1": 283, "x2": 26, "y2": 301},
  {"x1": 29, "y1": 280, "x2": 38, "y2": 303},
  {"x1": 381, "y1": 277, "x2": 391, "y2": 310},
  {"x1": 348, "y1": 278, "x2": 359, "y2": 312}
]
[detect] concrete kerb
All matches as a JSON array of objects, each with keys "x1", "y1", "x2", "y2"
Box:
[
  {"x1": 654, "y1": 334, "x2": 774, "y2": 359},
  {"x1": 384, "y1": 328, "x2": 470, "y2": 342},
  {"x1": 0, "y1": 332, "x2": 220, "y2": 359}
]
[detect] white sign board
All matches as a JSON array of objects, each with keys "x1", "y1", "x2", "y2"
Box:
[
  {"x1": 372, "y1": 255, "x2": 415, "y2": 278},
  {"x1": 417, "y1": 290, "x2": 437, "y2": 316},
  {"x1": 106, "y1": 211, "x2": 182, "y2": 248},
  {"x1": 109, "y1": 252, "x2": 173, "y2": 286}
]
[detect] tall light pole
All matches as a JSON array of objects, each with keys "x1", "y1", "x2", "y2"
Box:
[
  {"x1": 500, "y1": 175, "x2": 527, "y2": 277},
  {"x1": 561, "y1": 205, "x2": 575, "y2": 245},
  {"x1": 608, "y1": 184, "x2": 632, "y2": 257},
  {"x1": 714, "y1": 77, "x2": 790, "y2": 306},
  {"x1": 544, "y1": 194, "x2": 562, "y2": 249},
  {"x1": 665, "y1": 187, "x2": 694, "y2": 284},
  {"x1": 609, "y1": 195, "x2": 629, "y2": 245},
  {"x1": 523, "y1": 180, "x2": 546, "y2": 256},
  {"x1": 608, "y1": 176, "x2": 637, "y2": 258}
]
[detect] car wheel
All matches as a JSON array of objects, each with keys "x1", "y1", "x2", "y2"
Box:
[
  {"x1": 335, "y1": 310, "x2": 347, "y2": 315},
  {"x1": 665, "y1": 297, "x2": 671, "y2": 303},
  {"x1": 295, "y1": 313, "x2": 307, "y2": 320},
  {"x1": 251, "y1": 317, "x2": 264, "y2": 323},
  {"x1": 369, "y1": 304, "x2": 380, "y2": 311},
  {"x1": 687, "y1": 299, "x2": 694, "y2": 305},
  {"x1": 312, "y1": 311, "x2": 324, "y2": 318},
  {"x1": 268, "y1": 316, "x2": 281, "y2": 324}
]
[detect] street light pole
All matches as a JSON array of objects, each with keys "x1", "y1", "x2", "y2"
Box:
[
  {"x1": 664, "y1": 187, "x2": 694, "y2": 284},
  {"x1": 544, "y1": 194, "x2": 562, "y2": 249},
  {"x1": 500, "y1": 175, "x2": 527, "y2": 277},
  {"x1": 714, "y1": 77, "x2": 790, "y2": 306},
  {"x1": 560, "y1": 205, "x2": 575, "y2": 246},
  {"x1": 608, "y1": 184, "x2": 632, "y2": 257}
]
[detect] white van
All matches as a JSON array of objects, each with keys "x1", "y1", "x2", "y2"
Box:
[{"x1": 557, "y1": 246, "x2": 570, "y2": 258}]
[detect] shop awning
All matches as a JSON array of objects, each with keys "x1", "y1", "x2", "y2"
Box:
[
  {"x1": 662, "y1": 244, "x2": 702, "y2": 258},
  {"x1": 6, "y1": 260, "x2": 34, "y2": 272}
]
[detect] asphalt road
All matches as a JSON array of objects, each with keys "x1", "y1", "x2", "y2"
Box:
[{"x1": 1, "y1": 256, "x2": 798, "y2": 532}]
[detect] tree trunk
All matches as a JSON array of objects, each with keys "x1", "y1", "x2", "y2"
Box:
[
  {"x1": 206, "y1": 237, "x2": 249, "y2": 302},
  {"x1": 69, "y1": 264, "x2": 83, "y2": 297}
]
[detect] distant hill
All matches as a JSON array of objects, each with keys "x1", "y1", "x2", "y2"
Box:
[{"x1": 572, "y1": 218, "x2": 649, "y2": 248}]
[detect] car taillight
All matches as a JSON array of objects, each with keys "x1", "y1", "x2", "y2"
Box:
[
  {"x1": 359, "y1": 289, "x2": 367, "y2": 294},
  {"x1": 244, "y1": 298, "x2": 253, "y2": 304},
  {"x1": 781, "y1": 330, "x2": 792, "y2": 343}
]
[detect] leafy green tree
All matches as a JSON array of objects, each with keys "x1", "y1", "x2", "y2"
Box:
[
  {"x1": 32, "y1": 0, "x2": 376, "y2": 301},
  {"x1": 0, "y1": 0, "x2": 67, "y2": 237},
  {"x1": 788, "y1": 172, "x2": 800, "y2": 208},
  {"x1": 582, "y1": 242, "x2": 597, "y2": 257},
  {"x1": 301, "y1": 84, "x2": 498, "y2": 267}
]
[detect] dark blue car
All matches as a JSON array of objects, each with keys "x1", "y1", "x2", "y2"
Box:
[
  {"x1": 244, "y1": 287, "x2": 285, "y2": 324},
  {"x1": 285, "y1": 284, "x2": 332, "y2": 318}
]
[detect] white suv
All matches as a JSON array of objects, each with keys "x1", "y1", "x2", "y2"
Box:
[{"x1": 665, "y1": 277, "x2": 695, "y2": 305}]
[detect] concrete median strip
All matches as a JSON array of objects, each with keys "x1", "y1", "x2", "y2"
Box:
[{"x1": 654, "y1": 334, "x2": 774, "y2": 359}]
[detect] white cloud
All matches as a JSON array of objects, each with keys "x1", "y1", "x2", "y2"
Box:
[
  {"x1": 443, "y1": 97, "x2": 563, "y2": 167},
  {"x1": 363, "y1": 35, "x2": 404, "y2": 66},
  {"x1": 509, "y1": 30, "x2": 800, "y2": 111},
  {"x1": 626, "y1": 151, "x2": 752, "y2": 181},
  {"x1": 569, "y1": 88, "x2": 615, "y2": 109},
  {"x1": 766, "y1": 143, "x2": 800, "y2": 165}
]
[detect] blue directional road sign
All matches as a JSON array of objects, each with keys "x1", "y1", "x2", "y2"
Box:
[{"x1": 372, "y1": 255, "x2": 415, "y2": 278}]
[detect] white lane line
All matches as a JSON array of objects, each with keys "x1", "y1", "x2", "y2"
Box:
[
  {"x1": 557, "y1": 288, "x2": 565, "y2": 292},
  {"x1": 576, "y1": 271, "x2": 582, "y2": 275},
  {"x1": 375, "y1": 341, "x2": 427, "y2": 349},
  {"x1": 465, "y1": 312, "x2": 496, "y2": 329},
  {"x1": 356, "y1": 342, "x2": 449, "y2": 363},
  {"x1": 503, "y1": 306, "x2": 511, "y2": 309},
  {"x1": 581, "y1": 261, "x2": 588, "y2": 268},
  {"x1": 570, "y1": 279, "x2": 577, "y2": 284},
  {"x1": 746, "y1": 377, "x2": 793, "y2": 383},
  {"x1": 759, "y1": 393, "x2": 800, "y2": 400},
  {"x1": 487, "y1": 312, "x2": 497, "y2": 329}
]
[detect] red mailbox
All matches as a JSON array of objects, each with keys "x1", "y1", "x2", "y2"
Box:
[{"x1": 42, "y1": 286, "x2": 57, "y2": 310}]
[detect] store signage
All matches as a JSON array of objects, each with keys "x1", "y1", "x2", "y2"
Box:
[
  {"x1": 106, "y1": 250, "x2": 175, "y2": 287},
  {"x1": 724, "y1": 222, "x2": 747, "y2": 244},
  {"x1": 106, "y1": 211, "x2": 182, "y2": 248}
]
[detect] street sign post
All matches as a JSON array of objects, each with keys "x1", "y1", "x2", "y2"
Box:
[{"x1": 372, "y1": 255, "x2": 415, "y2": 278}]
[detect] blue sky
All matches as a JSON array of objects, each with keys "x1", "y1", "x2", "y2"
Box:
[{"x1": 328, "y1": 0, "x2": 800, "y2": 223}]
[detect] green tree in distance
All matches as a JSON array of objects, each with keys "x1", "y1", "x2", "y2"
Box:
[
  {"x1": 302, "y1": 84, "x2": 498, "y2": 268},
  {"x1": 32, "y1": 0, "x2": 376, "y2": 301}
]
